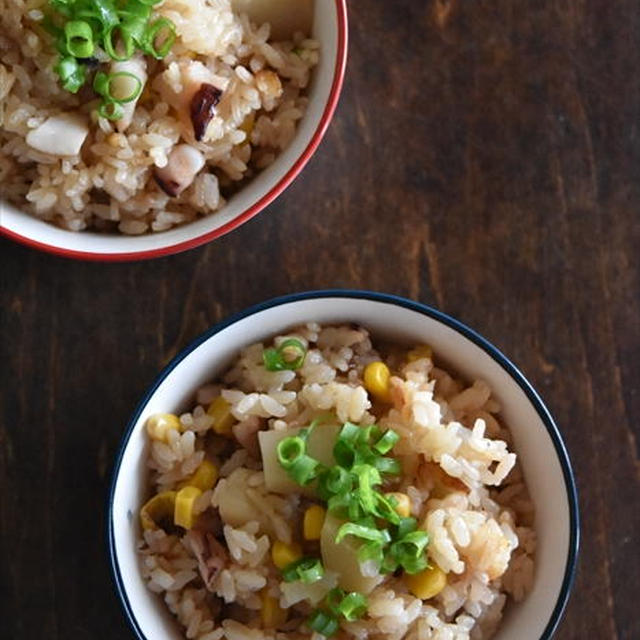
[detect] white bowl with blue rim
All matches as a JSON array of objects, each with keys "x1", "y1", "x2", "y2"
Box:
[{"x1": 108, "y1": 290, "x2": 579, "y2": 639}]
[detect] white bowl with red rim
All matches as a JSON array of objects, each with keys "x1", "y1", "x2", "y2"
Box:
[{"x1": 1, "y1": 1, "x2": 348, "y2": 261}]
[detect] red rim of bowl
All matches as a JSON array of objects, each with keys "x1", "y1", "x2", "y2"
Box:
[{"x1": 1, "y1": 0, "x2": 349, "y2": 262}]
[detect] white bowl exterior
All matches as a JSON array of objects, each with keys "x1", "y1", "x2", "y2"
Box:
[
  {"x1": 1, "y1": 1, "x2": 341, "y2": 256},
  {"x1": 112, "y1": 296, "x2": 573, "y2": 640}
]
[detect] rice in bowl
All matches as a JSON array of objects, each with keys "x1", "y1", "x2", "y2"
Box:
[
  {"x1": 138, "y1": 323, "x2": 536, "y2": 640},
  {"x1": 0, "y1": 0, "x2": 318, "y2": 234}
]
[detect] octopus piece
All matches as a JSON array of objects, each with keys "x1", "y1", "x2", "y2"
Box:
[
  {"x1": 184, "y1": 529, "x2": 228, "y2": 591},
  {"x1": 154, "y1": 144, "x2": 205, "y2": 196},
  {"x1": 25, "y1": 113, "x2": 88, "y2": 156}
]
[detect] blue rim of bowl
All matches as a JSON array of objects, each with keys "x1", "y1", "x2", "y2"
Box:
[{"x1": 108, "y1": 289, "x2": 580, "y2": 640}]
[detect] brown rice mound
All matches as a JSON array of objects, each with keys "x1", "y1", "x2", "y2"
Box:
[
  {"x1": 138, "y1": 324, "x2": 536, "y2": 640},
  {"x1": 0, "y1": 0, "x2": 318, "y2": 233}
]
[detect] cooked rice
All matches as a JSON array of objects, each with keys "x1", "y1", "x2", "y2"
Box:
[
  {"x1": 139, "y1": 324, "x2": 536, "y2": 639},
  {"x1": 0, "y1": 0, "x2": 317, "y2": 233}
]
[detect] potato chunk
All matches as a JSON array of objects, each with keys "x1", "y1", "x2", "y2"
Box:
[
  {"x1": 320, "y1": 513, "x2": 383, "y2": 594},
  {"x1": 259, "y1": 423, "x2": 339, "y2": 494}
]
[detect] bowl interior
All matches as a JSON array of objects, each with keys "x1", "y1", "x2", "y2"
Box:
[
  {"x1": 110, "y1": 295, "x2": 577, "y2": 640},
  {"x1": 1, "y1": 1, "x2": 346, "y2": 259}
]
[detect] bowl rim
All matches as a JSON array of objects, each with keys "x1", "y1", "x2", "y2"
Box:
[
  {"x1": 107, "y1": 289, "x2": 580, "y2": 640},
  {"x1": 1, "y1": 0, "x2": 349, "y2": 262}
]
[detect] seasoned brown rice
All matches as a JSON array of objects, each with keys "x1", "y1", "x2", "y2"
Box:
[
  {"x1": 0, "y1": 0, "x2": 317, "y2": 233},
  {"x1": 138, "y1": 324, "x2": 536, "y2": 640}
]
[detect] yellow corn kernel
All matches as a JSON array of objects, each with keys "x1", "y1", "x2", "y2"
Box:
[
  {"x1": 140, "y1": 491, "x2": 177, "y2": 531},
  {"x1": 146, "y1": 413, "x2": 182, "y2": 442},
  {"x1": 303, "y1": 505, "x2": 326, "y2": 541},
  {"x1": 174, "y1": 486, "x2": 202, "y2": 529},
  {"x1": 271, "y1": 540, "x2": 302, "y2": 570},
  {"x1": 179, "y1": 460, "x2": 219, "y2": 492},
  {"x1": 363, "y1": 361, "x2": 392, "y2": 402},
  {"x1": 260, "y1": 589, "x2": 288, "y2": 628},
  {"x1": 386, "y1": 492, "x2": 411, "y2": 518},
  {"x1": 405, "y1": 564, "x2": 447, "y2": 600},
  {"x1": 207, "y1": 397, "x2": 235, "y2": 435},
  {"x1": 408, "y1": 345, "x2": 433, "y2": 362}
]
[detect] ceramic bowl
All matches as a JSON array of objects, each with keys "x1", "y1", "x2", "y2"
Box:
[
  {"x1": 108, "y1": 291, "x2": 579, "y2": 639},
  {"x1": 1, "y1": 2, "x2": 348, "y2": 261}
]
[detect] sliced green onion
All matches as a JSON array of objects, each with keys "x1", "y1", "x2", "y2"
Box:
[
  {"x1": 357, "y1": 424, "x2": 381, "y2": 445},
  {"x1": 121, "y1": 17, "x2": 148, "y2": 46},
  {"x1": 373, "y1": 456, "x2": 402, "y2": 475},
  {"x1": 357, "y1": 540, "x2": 384, "y2": 566},
  {"x1": 337, "y1": 592, "x2": 368, "y2": 621},
  {"x1": 48, "y1": 0, "x2": 74, "y2": 18},
  {"x1": 289, "y1": 454, "x2": 320, "y2": 485},
  {"x1": 64, "y1": 20, "x2": 94, "y2": 58},
  {"x1": 396, "y1": 517, "x2": 418, "y2": 539},
  {"x1": 338, "y1": 422, "x2": 362, "y2": 444},
  {"x1": 98, "y1": 100, "x2": 124, "y2": 121},
  {"x1": 94, "y1": 71, "x2": 142, "y2": 103},
  {"x1": 372, "y1": 492, "x2": 401, "y2": 524},
  {"x1": 74, "y1": 0, "x2": 119, "y2": 35},
  {"x1": 104, "y1": 24, "x2": 135, "y2": 61},
  {"x1": 142, "y1": 17, "x2": 176, "y2": 59},
  {"x1": 325, "y1": 588, "x2": 345, "y2": 615},
  {"x1": 263, "y1": 338, "x2": 308, "y2": 371},
  {"x1": 277, "y1": 435, "x2": 319, "y2": 485},
  {"x1": 277, "y1": 436, "x2": 305, "y2": 469},
  {"x1": 380, "y1": 551, "x2": 399, "y2": 574},
  {"x1": 332, "y1": 438, "x2": 356, "y2": 469},
  {"x1": 317, "y1": 466, "x2": 352, "y2": 499},
  {"x1": 326, "y1": 588, "x2": 368, "y2": 622},
  {"x1": 118, "y1": 0, "x2": 153, "y2": 22},
  {"x1": 308, "y1": 610, "x2": 339, "y2": 637},
  {"x1": 353, "y1": 464, "x2": 381, "y2": 513},
  {"x1": 53, "y1": 56, "x2": 86, "y2": 93},
  {"x1": 335, "y1": 522, "x2": 390, "y2": 545},
  {"x1": 282, "y1": 557, "x2": 324, "y2": 584},
  {"x1": 373, "y1": 429, "x2": 400, "y2": 455},
  {"x1": 390, "y1": 530, "x2": 430, "y2": 574}
]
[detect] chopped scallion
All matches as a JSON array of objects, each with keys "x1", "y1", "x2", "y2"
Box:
[
  {"x1": 373, "y1": 429, "x2": 400, "y2": 454},
  {"x1": 93, "y1": 70, "x2": 142, "y2": 103},
  {"x1": 282, "y1": 557, "x2": 325, "y2": 584},
  {"x1": 335, "y1": 522, "x2": 390, "y2": 545},
  {"x1": 54, "y1": 55, "x2": 86, "y2": 93},
  {"x1": 104, "y1": 24, "x2": 135, "y2": 61},
  {"x1": 263, "y1": 338, "x2": 308, "y2": 371},
  {"x1": 142, "y1": 17, "x2": 176, "y2": 59},
  {"x1": 337, "y1": 592, "x2": 368, "y2": 621},
  {"x1": 64, "y1": 20, "x2": 94, "y2": 58},
  {"x1": 308, "y1": 609, "x2": 339, "y2": 637},
  {"x1": 98, "y1": 100, "x2": 124, "y2": 121}
]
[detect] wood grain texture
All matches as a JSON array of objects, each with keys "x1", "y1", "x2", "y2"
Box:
[{"x1": 1, "y1": 0, "x2": 639, "y2": 638}]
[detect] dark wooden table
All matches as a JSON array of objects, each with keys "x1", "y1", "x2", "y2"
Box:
[{"x1": 2, "y1": 1, "x2": 639, "y2": 638}]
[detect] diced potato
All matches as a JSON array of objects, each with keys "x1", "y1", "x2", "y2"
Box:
[
  {"x1": 217, "y1": 470, "x2": 261, "y2": 528},
  {"x1": 258, "y1": 424, "x2": 340, "y2": 494},
  {"x1": 231, "y1": 0, "x2": 314, "y2": 40},
  {"x1": 320, "y1": 512, "x2": 383, "y2": 594}
]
